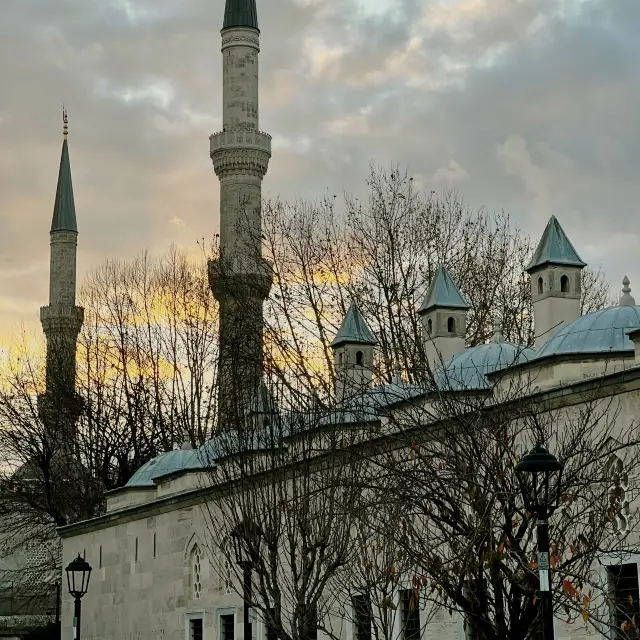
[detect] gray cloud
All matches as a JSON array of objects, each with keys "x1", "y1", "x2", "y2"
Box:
[{"x1": 0, "y1": 0, "x2": 638, "y2": 338}]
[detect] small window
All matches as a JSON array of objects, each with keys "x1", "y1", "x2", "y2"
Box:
[
  {"x1": 191, "y1": 545, "x2": 203, "y2": 599},
  {"x1": 447, "y1": 317, "x2": 455, "y2": 333},
  {"x1": 607, "y1": 563, "x2": 640, "y2": 639},
  {"x1": 220, "y1": 614, "x2": 235, "y2": 640},
  {"x1": 190, "y1": 618, "x2": 204, "y2": 640},
  {"x1": 338, "y1": 352, "x2": 343, "y2": 365},
  {"x1": 401, "y1": 589, "x2": 420, "y2": 640},
  {"x1": 304, "y1": 606, "x2": 318, "y2": 640},
  {"x1": 266, "y1": 608, "x2": 277, "y2": 640},
  {"x1": 538, "y1": 277, "x2": 543, "y2": 295},
  {"x1": 99, "y1": 545, "x2": 102, "y2": 569},
  {"x1": 153, "y1": 533, "x2": 156, "y2": 559},
  {"x1": 356, "y1": 350, "x2": 364, "y2": 366},
  {"x1": 352, "y1": 593, "x2": 372, "y2": 640},
  {"x1": 135, "y1": 537, "x2": 138, "y2": 562},
  {"x1": 560, "y1": 274, "x2": 569, "y2": 293},
  {"x1": 427, "y1": 318, "x2": 433, "y2": 334},
  {"x1": 607, "y1": 455, "x2": 630, "y2": 533}
]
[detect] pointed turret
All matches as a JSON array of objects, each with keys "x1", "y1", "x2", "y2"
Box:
[
  {"x1": 223, "y1": 0, "x2": 258, "y2": 30},
  {"x1": 418, "y1": 265, "x2": 470, "y2": 315},
  {"x1": 331, "y1": 303, "x2": 377, "y2": 401},
  {"x1": 527, "y1": 216, "x2": 585, "y2": 350},
  {"x1": 38, "y1": 110, "x2": 84, "y2": 438},
  {"x1": 418, "y1": 266, "x2": 468, "y2": 370},
  {"x1": 331, "y1": 302, "x2": 378, "y2": 349},
  {"x1": 526, "y1": 215, "x2": 586, "y2": 272}
]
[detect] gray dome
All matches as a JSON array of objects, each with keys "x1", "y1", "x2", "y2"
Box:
[
  {"x1": 536, "y1": 305, "x2": 640, "y2": 359},
  {"x1": 435, "y1": 343, "x2": 535, "y2": 390},
  {"x1": 126, "y1": 449, "x2": 198, "y2": 487}
]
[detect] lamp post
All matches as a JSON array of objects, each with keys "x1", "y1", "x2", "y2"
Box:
[
  {"x1": 515, "y1": 443, "x2": 563, "y2": 640},
  {"x1": 231, "y1": 521, "x2": 260, "y2": 640},
  {"x1": 65, "y1": 555, "x2": 92, "y2": 640}
]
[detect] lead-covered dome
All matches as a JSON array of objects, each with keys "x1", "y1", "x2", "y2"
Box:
[
  {"x1": 435, "y1": 324, "x2": 535, "y2": 390},
  {"x1": 535, "y1": 304, "x2": 640, "y2": 360},
  {"x1": 126, "y1": 441, "x2": 197, "y2": 487}
]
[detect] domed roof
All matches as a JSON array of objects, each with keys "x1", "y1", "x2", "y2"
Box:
[
  {"x1": 435, "y1": 334, "x2": 535, "y2": 391},
  {"x1": 126, "y1": 447, "x2": 198, "y2": 487},
  {"x1": 535, "y1": 304, "x2": 640, "y2": 360}
]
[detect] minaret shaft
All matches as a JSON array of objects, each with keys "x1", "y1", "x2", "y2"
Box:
[
  {"x1": 222, "y1": 33, "x2": 259, "y2": 132},
  {"x1": 49, "y1": 231, "x2": 78, "y2": 307},
  {"x1": 209, "y1": 12, "x2": 272, "y2": 426}
]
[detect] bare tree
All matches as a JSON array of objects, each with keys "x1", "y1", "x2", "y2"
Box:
[
  {"x1": 262, "y1": 164, "x2": 610, "y2": 391},
  {"x1": 0, "y1": 247, "x2": 220, "y2": 616},
  {"x1": 353, "y1": 364, "x2": 640, "y2": 640},
  {"x1": 202, "y1": 381, "x2": 367, "y2": 640}
]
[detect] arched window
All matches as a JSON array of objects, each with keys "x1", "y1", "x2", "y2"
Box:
[
  {"x1": 538, "y1": 277, "x2": 543, "y2": 295},
  {"x1": 427, "y1": 318, "x2": 433, "y2": 334},
  {"x1": 356, "y1": 351, "x2": 364, "y2": 366},
  {"x1": 447, "y1": 317, "x2": 455, "y2": 333},
  {"x1": 190, "y1": 544, "x2": 203, "y2": 599},
  {"x1": 560, "y1": 274, "x2": 569, "y2": 293},
  {"x1": 607, "y1": 455, "x2": 630, "y2": 534}
]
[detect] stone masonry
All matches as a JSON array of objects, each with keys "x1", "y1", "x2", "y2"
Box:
[{"x1": 208, "y1": 21, "x2": 272, "y2": 426}]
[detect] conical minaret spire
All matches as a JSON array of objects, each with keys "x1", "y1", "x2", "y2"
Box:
[
  {"x1": 208, "y1": 0, "x2": 272, "y2": 428},
  {"x1": 38, "y1": 110, "x2": 84, "y2": 435}
]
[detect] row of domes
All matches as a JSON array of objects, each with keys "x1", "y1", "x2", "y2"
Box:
[
  {"x1": 125, "y1": 278, "x2": 640, "y2": 489},
  {"x1": 436, "y1": 277, "x2": 640, "y2": 391}
]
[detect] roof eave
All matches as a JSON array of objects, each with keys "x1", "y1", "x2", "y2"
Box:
[{"x1": 526, "y1": 258, "x2": 588, "y2": 273}]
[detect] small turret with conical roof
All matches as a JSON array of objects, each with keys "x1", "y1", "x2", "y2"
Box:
[
  {"x1": 527, "y1": 216, "x2": 585, "y2": 350},
  {"x1": 418, "y1": 265, "x2": 468, "y2": 370},
  {"x1": 331, "y1": 302, "x2": 377, "y2": 401}
]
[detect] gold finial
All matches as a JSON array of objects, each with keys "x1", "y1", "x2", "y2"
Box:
[{"x1": 63, "y1": 106, "x2": 68, "y2": 139}]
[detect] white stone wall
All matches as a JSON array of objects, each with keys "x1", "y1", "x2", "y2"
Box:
[{"x1": 62, "y1": 505, "x2": 244, "y2": 640}]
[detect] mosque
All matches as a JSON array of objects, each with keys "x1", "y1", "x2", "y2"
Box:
[{"x1": 3, "y1": 0, "x2": 640, "y2": 638}]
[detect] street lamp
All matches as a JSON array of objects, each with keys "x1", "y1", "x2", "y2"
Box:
[
  {"x1": 515, "y1": 443, "x2": 563, "y2": 640},
  {"x1": 231, "y1": 521, "x2": 261, "y2": 640},
  {"x1": 65, "y1": 554, "x2": 92, "y2": 640}
]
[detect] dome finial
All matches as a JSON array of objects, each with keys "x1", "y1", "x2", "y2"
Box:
[
  {"x1": 181, "y1": 430, "x2": 193, "y2": 450},
  {"x1": 391, "y1": 363, "x2": 403, "y2": 385},
  {"x1": 63, "y1": 105, "x2": 68, "y2": 139},
  {"x1": 620, "y1": 276, "x2": 636, "y2": 307},
  {"x1": 491, "y1": 317, "x2": 504, "y2": 343}
]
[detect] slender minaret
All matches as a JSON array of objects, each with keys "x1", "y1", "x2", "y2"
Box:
[
  {"x1": 38, "y1": 110, "x2": 84, "y2": 435},
  {"x1": 208, "y1": 0, "x2": 272, "y2": 427}
]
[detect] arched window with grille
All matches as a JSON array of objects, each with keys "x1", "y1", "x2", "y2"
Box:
[
  {"x1": 607, "y1": 454, "x2": 630, "y2": 533},
  {"x1": 190, "y1": 544, "x2": 203, "y2": 599}
]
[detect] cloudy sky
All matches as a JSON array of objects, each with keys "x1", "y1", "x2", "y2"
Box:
[{"x1": 0, "y1": 0, "x2": 638, "y2": 338}]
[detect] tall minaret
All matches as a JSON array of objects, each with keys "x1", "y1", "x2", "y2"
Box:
[
  {"x1": 208, "y1": 0, "x2": 272, "y2": 427},
  {"x1": 38, "y1": 109, "x2": 84, "y2": 434}
]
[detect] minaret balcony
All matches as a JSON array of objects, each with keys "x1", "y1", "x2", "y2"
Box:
[
  {"x1": 40, "y1": 305, "x2": 84, "y2": 334},
  {"x1": 209, "y1": 130, "x2": 272, "y2": 177}
]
